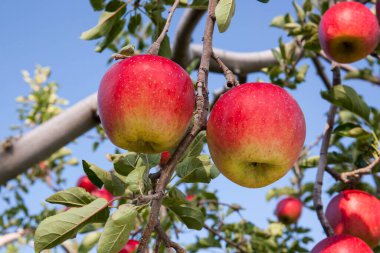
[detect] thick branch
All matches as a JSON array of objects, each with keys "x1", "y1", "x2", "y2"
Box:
[
  {"x1": 0, "y1": 93, "x2": 99, "y2": 185},
  {"x1": 136, "y1": 1, "x2": 216, "y2": 252}
]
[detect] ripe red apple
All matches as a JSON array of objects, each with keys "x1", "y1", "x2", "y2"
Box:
[
  {"x1": 159, "y1": 151, "x2": 171, "y2": 166},
  {"x1": 77, "y1": 175, "x2": 97, "y2": 193},
  {"x1": 275, "y1": 197, "x2": 302, "y2": 225},
  {"x1": 326, "y1": 189, "x2": 380, "y2": 248},
  {"x1": 91, "y1": 188, "x2": 113, "y2": 202},
  {"x1": 318, "y1": 2, "x2": 379, "y2": 63},
  {"x1": 311, "y1": 234, "x2": 373, "y2": 253},
  {"x1": 207, "y1": 83, "x2": 306, "y2": 188},
  {"x1": 98, "y1": 55, "x2": 195, "y2": 153},
  {"x1": 119, "y1": 239, "x2": 139, "y2": 253},
  {"x1": 186, "y1": 194, "x2": 195, "y2": 201}
]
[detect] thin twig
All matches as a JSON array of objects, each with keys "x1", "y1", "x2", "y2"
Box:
[
  {"x1": 136, "y1": 1, "x2": 216, "y2": 252},
  {"x1": 336, "y1": 156, "x2": 380, "y2": 183},
  {"x1": 148, "y1": 0, "x2": 181, "y2": 55},
  {"x1": 311, "y1": 56, "x2": 332, "y2": 89},
  {"x1": 155, "y1": 224, "x2": 186, "y2": 253},
  {"x1": 211, "y1": 50, "x2": 239, "y2": 88},
  {"x1": 204, "y1": 224, "x2": 247, "y2": 253}
]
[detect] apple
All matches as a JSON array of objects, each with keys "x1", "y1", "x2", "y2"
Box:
[
  {"x1": 159, "y1": 151, "x2": 171, "y2": 166},
  {"x1": 77, "y1": 175, "x2": 97, "y2": 193},
  {"x1": 119, "y1": 239, "x2": 139, "y2": 253},
  {"x1": 318, "y1": 2, "x2": 379, "y2": 63},
  {"x1": 91, "y1": 188, "x2": 113, "y2": 202},
  {"x1": 186, "y1": 194, "x2": 195, "y2": 201},
  {"x1": 207, "y1": 83, "x2": 306, "y2": 188},
  {"x1": 326, "y1": 189, "x2": 380, "y2": 248},
  {"x1": 275, "y1": 197, "x2": 302, "y2": 225},
  {"x1": 98, "y1": 55, "x2": 195, "y2": 153},
  {"x1": 311, "y1": 234, "x2": 373, "y2": 253}
]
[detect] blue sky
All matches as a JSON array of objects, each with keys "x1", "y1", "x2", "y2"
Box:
[{"x1": 1, "y1": 1, "x2": 380, "y2": 252}]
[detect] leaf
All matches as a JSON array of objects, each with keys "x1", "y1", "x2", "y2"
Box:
[
  {"x1": 176, "y1": 155, "x2": 219, "y2": 183},
  {"x1": 46, "y1": 187, "x2": 96, "y2": 207},
  {"x1": 80, "y1": 4, "x2": 126, "y2": 40},
  {"x1": 82, "y1": 160, "x2": 126, "y2": 195},
  {"x1": 34, "y1": 199, "x2": 109, "y2": 253},
  {"x1": 266, "y1": 187, "x2": 297, "y2": 201},
  {"x1": 169, "y1": 205, "x2": 205, "y2": 230},
  {"x1": 89, "y1": 0, "x2": 104, "y2": 11},
  {"x1": 334, "y1": 123, "x2": 371, "y2": 140},
  {"x1": 181, "y1": 131, "x2": 206, "y2": 161},
  {"x1": 162, "y1": 187, "x2": 187, "y2": 207},
  {"x1": 215, "y1": 0, "x2": 236, "y2": 33},
  {"x1": 321, "y1": 85, "x2": 370, "y2": 121},
  {"x1": 98, "y1": 205, "x2": 138, "y2": 253},
  {"x1": 125, "y1": 165, "x2": 151, "y2": 194},
  {"x1": 95, "y1": 19, "x2": 126, "y2": 52},
  {"x1": 78, "y1": 232, "x2": 101, "y2": 253},
  {"x1": 109, "y1": 153, "x2": 141, "y2": 176}
]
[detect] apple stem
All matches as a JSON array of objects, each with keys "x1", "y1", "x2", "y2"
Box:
[
  {"x1": 211, "y1": 50, "x2": 239, "y2": 88},
  {"x1": 147, "y1": 0, "x2": 181, "y2": 56},
  {"x1": 313, "y1": 65, "x2": 341, "y2": 237},
  {"x1": 136, "y1": 1, "x2": 217, "y2": 252}
]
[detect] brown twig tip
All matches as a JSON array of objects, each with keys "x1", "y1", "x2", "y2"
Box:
[
  {"x1": 147, "y1": 0, "x2": 181, "y2": 55},
  {"x1": 211, "y1": 51, "x2": 239, "y2": 88}
]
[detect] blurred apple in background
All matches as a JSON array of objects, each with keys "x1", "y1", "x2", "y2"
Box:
[{"x1": 275, "y1": 196, "x2": 302, "y2": 225}]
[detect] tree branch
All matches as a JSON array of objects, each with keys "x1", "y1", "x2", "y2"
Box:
[
  {"x1": 136, "y1": 1, "x2": 216, "y2": 251},
  {"x1": 203, "y1": 224, "x2": 247, "y2": 253},
  {"x1": 211, "y1": 50, "x2": 239, "y2": 88},
  {"x1": 148, "y1": 0, "x2": 181, "y2": 55},
  {"x1": 313, "y1": 65, "x2": 340, "y2": 237},
  {"x1": 155, "y1": 224, "x2": 186, "y2": 253}
]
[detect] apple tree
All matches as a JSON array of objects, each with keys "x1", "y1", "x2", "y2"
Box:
[{"x1": 1, "y1": 0, "x2": 380, "y2": 252}]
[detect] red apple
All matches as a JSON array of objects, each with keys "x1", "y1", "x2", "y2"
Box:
[
  {"x1": 275, "y1": 197, "x2": 302, "y2": 225},
  {"x1": 119, "y1": 239, "x2": 139, "y2": 253},
  {"x1": 77, "y1": 175, "x2": 97, "y2": 193},
  {"x1": 159, "y1": 151, "x2": 171, "y2": 166},
  {"x1": 311, "y1": 234, "x2": 373, "y2": 253},
  {"x1": 91, "y1": 188, "x2": 113, "y2": 202},
  {"x1": 186, "y1": 194, "x2": 195, "y2": 201},
  {"x1": 207, "y1": 83, "x2": 306, "y2": 188},
  {"x1": 326, "y1": 189, "x2": 380, "y2": 248},
  {"x1": 319, "y1": 2, "x2": 379, "y2": 63},
  {"x1": 98, "y1": 55, "x2": 195, "y2": 153}
]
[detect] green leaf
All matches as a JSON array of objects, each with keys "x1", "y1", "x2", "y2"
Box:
[
  {"x1": 34, "y1": 199, "x2": 109, "y2": 253},
  {"x1": 181, "y1": 131, "x2": 206, "y2": 161},
  {"x1": 82, "y1": 160, "x2": 126, "y2": 195},
  {"x1": 98, "y1": 205, "x2": 138, "y2": 253},
  {"x1": 46, "y1": 187, "x2": 96, "y2": 207},
  {"x1": 80, "y1": 4, "x2": 126, "y2": 40},
  {"x1": 334, "y1": 123, "x2": 372, "y2": 139},
  {"x1": 169, "y1": 205, "x2": 205, "y2": 230},
  {"x1": 177, "y1": 155, "x2": 219, "y2": 183},
  {"x1": 158, "y1": 35, "x2": 172, "y2": 58},
  {"x1": 78, "y1": 232, "x2": 101, "y2": 253},
  {"x1": 215, "y1": 0, "x2": 236, "y2": 33},
  {"x1": 266, "y1": 187, "x2": 297, "y2": 201},
  {"x1": 321, "y1": 85, "x2": 370, "y2": 121},
  {"x1": 293, "y1": 1, "x2": 305, "y2": 21},
  {"x1": 89, "y1": 0, "x2": 104, "y2": 11},
  {"x1": 162, "y1": 187, "x2": 187, "y2": 207},
  {"x1": 95, "y1": 19, "x2": 126, "y2": 52},
  {"x1": 125, "y1": 165, "x2": 151, "y2": 194},
  {"x1": 109, "y1": 153, "x2": 141, "y2": 176},
  {"x1": 128, "y1": 14, "x2": 142, "y2": 34}
]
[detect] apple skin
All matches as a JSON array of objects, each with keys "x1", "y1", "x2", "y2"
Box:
[
  {"x1": 119, "y1": 239, "x2": 139, "y2": 253},
  {"x1": 77, "y1": 175, "x2": 97, "y2": 193},
  {"x1": 326, "y1": 189, "x2": 380, "y2": 248},
  {"x1": 98, "y1": 55, "x2": 195, "y2": 153},
  {"x1": 186, "y1": 194, "x2": 195, "y2": 201},
  {"x1": 275, "y1": 197, "x2": 302, "y2": 225},
  {"x1": 91, "y1": 188, "x2": 113, "y2": 202},
  {"x1": 311, "y1": 234, "x2": 373, "y2": 253},
  {"x1": 207, "y1": 83, "x2": 306, "y2": 188},
  {"x1": 318, "y1": 2, "x2": 379, "y2": 64},
  {"x1": 159, "y1": 151, "x2": 171, "y2": 166}
]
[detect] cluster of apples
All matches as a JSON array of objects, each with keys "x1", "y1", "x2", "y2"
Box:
[
  {"x1": 319, "y1": 2, "x2": 379, "y2": 64},
  {"x1": 98, "y1": 54, "x2": 306, "y2": 189},
  {"x1": 275, "y1": 189, "x2": 380, "y2": 252}
]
